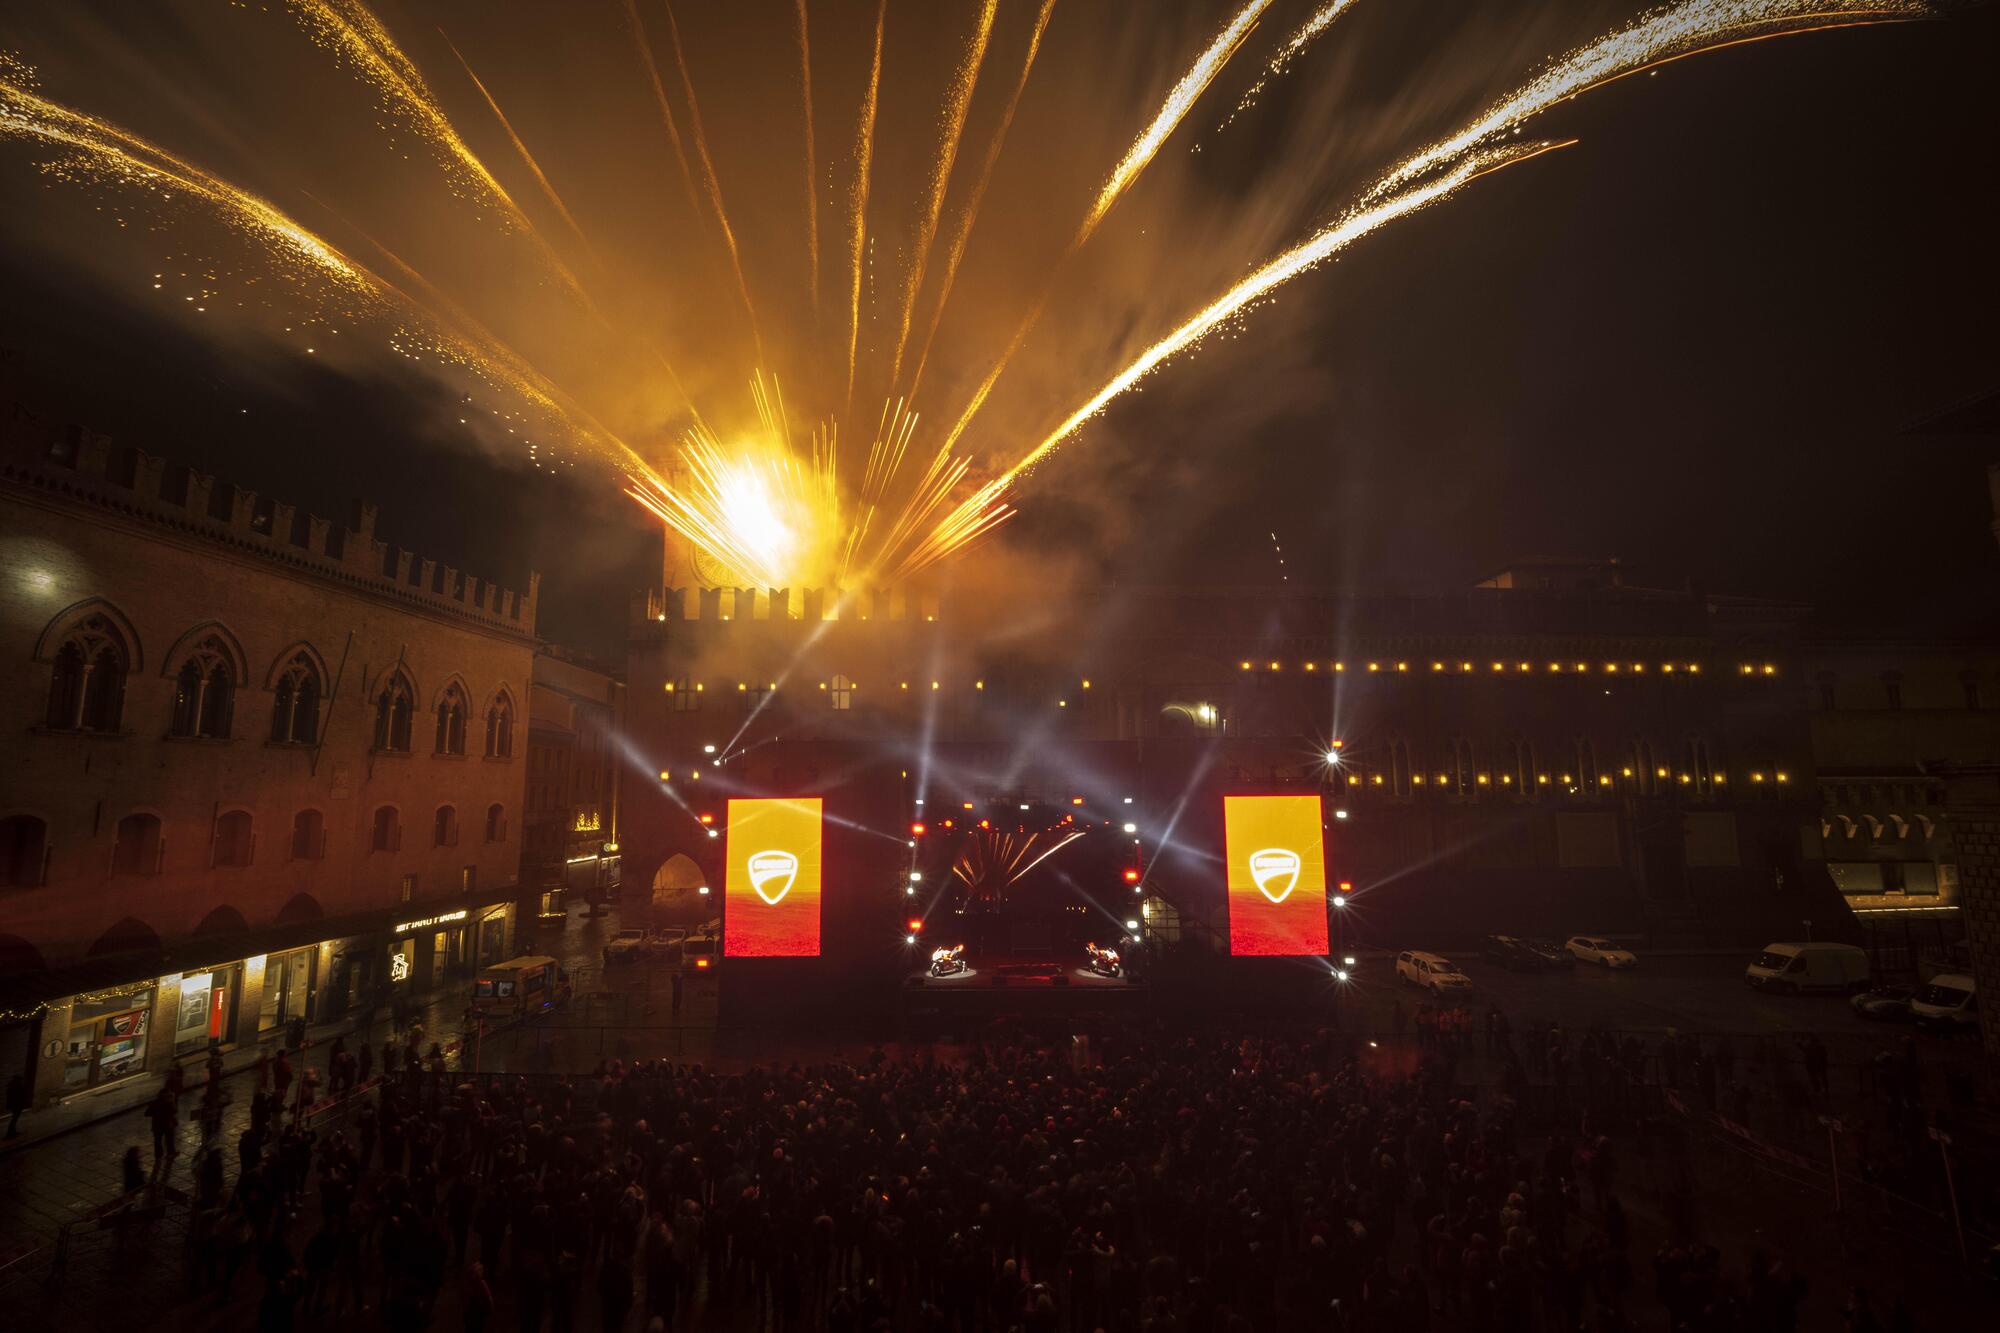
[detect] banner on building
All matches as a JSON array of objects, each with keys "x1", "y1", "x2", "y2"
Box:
[
  {"x1": 723, "y1": 798, "x2": 825, "y2": 957},
  {"x1": 1223, "y1": 794, "x2": 1330, "y2": 956}
]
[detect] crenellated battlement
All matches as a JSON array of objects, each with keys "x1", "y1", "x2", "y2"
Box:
[
  {"x1": 1, "y1": 402, "x2": 538, "y2": 634},
  {"x1": 633, "y1": 584, "x2": 942, "y2": 627}
]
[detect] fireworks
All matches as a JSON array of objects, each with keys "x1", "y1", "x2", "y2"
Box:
[{"x1": 0, "y1": 0, "x2": 1937, "y2": 593}]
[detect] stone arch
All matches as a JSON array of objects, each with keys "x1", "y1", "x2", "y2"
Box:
[
  {"x1": 33, "y1": 596, "x2": 144, "y2": 671},
  {"x1": 192, "y1": 904, "x2": 250, "y2": 937},
  {"x1": 276, "y1": 892, "x2": 324, "y2": 925},
  {"x1": 0, "y1": 934, "x2": 47, "y2": 977},
  {"x1": 263, "y1": 640, "x2": 330, "y2": 691},
  {"x1": 159, "y1": 619, "x2": 248, "y2": 682},
  {"x1": 430, "y1": 672, "x2": 473, "y2": 713},
  {"x1": 89, "y1": 916, "x2": 162, "y2": 958}
]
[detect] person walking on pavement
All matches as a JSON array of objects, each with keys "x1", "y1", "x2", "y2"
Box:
[
  {"x1": 144, "y1": 1087, "x2": 178, "y2": 1179},
  {"x1": 4, "y1": 1071, "x2": 27, "y2": 1138}
]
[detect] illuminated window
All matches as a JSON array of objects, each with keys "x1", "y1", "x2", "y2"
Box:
[
  {"x1": 830, "y1": 673, "x2": 853, "y2": 711},
  {"x1": 672, "y1": 677, "x2": 701, "y2": 713}
]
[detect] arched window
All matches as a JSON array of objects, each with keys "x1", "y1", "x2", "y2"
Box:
[
  {"x1": 1511, "y1": 738, "x2": 1539, "y2": 799},
  {"x1": 484, "y1": 691, "x2": 515, "y2": 758},
  {"x1": 169, "y1": 635, "x2": 237, "y2": 739},
  {"x1": 434, "y1": 682, "x2": 468, "y2": 756},
  {"x1": 1, "y1": 815, "x2": 49, "y2": 888},
  {"x1": 373, "y1": 672, "x2": 415, "y2": 752},
  {"x1": 370, "y1": 805, "x2": 401, "y2": 852},
  {"x1": 112, "y1": 813, "x2": 163, "y2": 876},
  {"x1": 290, "y1": 809, "x2": 325, "y2": 861},
  {"x1": 1447, "y1": 739, "x2": 1476, "y2": 798},
  {"x1": 484, "y1": 803, "x2": 507, "y2": 843},
  {"x1": 1389, "y1": 739, "x2": 1414, "y2": 798},
  {"x1": 270, "y1": 652, "x2": 324, "y2": 745},
  {"x1": 434, "y1": 804, "x2": 459, "y2": 847},
  {"x1": 1574, "y1": 737, "x2": 1600, "y2": 794},
  {"x1": 212, "y1": 810, "x2": 254, "y2": 867},
  {"x1": 46, "y1": 613, "x2": 130, "y2": 733},
  {"x1": 1686, "y1": 737, "x2": 1716, "y2": 798}
]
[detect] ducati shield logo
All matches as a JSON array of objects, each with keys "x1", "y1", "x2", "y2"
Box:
[
  {"x1": 1248, "y1": 848, "x2": 1302, "y2": 904},
  {"x1": 746, "y1": 850, "x2": 800, "y2": 905}
]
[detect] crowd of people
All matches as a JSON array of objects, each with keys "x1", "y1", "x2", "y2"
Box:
[{"x1": 106, "y1": 1018, "x2": 1944, "y2": 1333}]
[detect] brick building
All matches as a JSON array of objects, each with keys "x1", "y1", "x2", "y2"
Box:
[
  {"x1": 519, "y1": 648, "x2": 623, "y2": 923},
  {"x1": 621, "y1": 563, "x2": 1865, "y2": 1003},
  {"x1": 0, "y1": 408, "x2": 536, "y2": 1105}
]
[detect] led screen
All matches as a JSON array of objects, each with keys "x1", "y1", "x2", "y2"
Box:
[
  {"x1": 1223, "y1": 794, "x2": 1330, "y2": 956},
  {"x1": 723, "y1": 797, "x2": 824, "y2": 957}
]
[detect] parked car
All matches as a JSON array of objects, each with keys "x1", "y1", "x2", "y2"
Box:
[
  {"x1": 1396, "y1": 951, "x2": 1473, "y2": 994},
  {"x1": 1483, "y1": 935, "x2": 1569, "y2": 971},
  {"x1": 1850, "y1": 983, "x2": 1915, "y2": 1021},
  {"x1": 1566, "y1": 936, "x2": 1638, "y2": 969},
  {"x1": 1910, "y1": 973, "x2": 1978, "y2": 1033},
  {"x1": 1744, "y1": 941, "x2": 1870, "y2": 995},
  {"x1": 603, "y1": 929, "x2": 647, "y2": 965},
  {"x1": 681, "y1": 932, "x2": 719, "y2": 972}
]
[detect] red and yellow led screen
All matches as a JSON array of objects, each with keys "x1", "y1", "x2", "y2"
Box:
[
  {"x1": 723, "y1": 798, "x2": 824, "y2": 957},
  {"x1": 1223, "y1": 794, "x2": 1330, "y2": 956}
]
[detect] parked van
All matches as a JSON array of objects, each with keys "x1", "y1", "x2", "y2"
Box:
[
  {"x1": 1910, "y1": 973, "x2": 1978, "y2": 1033},
  {"x1": 1744, "y1": 942, "x2": 1870, "y2": 995}
]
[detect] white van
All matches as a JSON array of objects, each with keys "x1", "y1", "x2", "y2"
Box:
[
  {"x1": 1910, "y1": 973, "x2": 1977, "y2": 1033},
  {"x1": 1744, "y1": 942, "x2": 1870, "y2": 995}
]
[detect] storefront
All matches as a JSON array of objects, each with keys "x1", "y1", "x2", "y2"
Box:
[
  {"x1": 256, "y1": 945, "x2": 318, "y2": 1034},
  {"x1": 172, "y1": 965, "x2": 240, "y2": 1055},
  {"x1": 62, "y1": 987, "x2": 155, "y2": 1091}
]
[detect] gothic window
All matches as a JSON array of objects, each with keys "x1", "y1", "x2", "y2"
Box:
[
  {"x1": 46, "y1": 614, "x2": 130, "y2": 733},
  {"x1": 371, "y1": 805, "x2": 401, "y2": 852},
  {"x1": 290, "y1": 809, "x2": 326, "y2": 861},
  {"x1": 373, "y1": 672, "x2": 415, "y2": 752},
  {"x1": 484, "y1": 691, "x2": 515, "y2": 757},
  {"x1": 1, "y1": 815, "x2": 49, "y2": 887},
  {"x1": 169, "y1": 636, "x2": 237, "y2": 739},
  {"x1": 434, "y1": 682, "x2": 469, "y2": 755},
  {"x1": 271, "y1": 652, "x2": 323, "y2": 745},
  {"x1": 112, "y1": 812, "x2": 163, "y2": 876},
  {"x1": 212, "y1": 810, "x2": 254, "y2": 867}
]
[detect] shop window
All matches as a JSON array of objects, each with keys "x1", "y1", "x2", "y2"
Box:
[
  {"x1": 290, "y1": 809, "x2": 326, "y2": 861},
  {"x1": 1, "y1": 815, "x2": 49, "y2": 887},
  {"x1": 434, "y1": 804, "x2": 459, "y2": 847},
  {"x1": 373, "y1": 672, "x2": 415, "y2": 751},
  {"x1": 168, "y1": 637, "x2": 236, "y2": 739},
  {"x1": 485, "y1": 802, "x2": 507, "y2": 842},
  {"x1": 371, "y1": 805, "x2": 401, "y2": 852},
  {"x1": 270, "y1": 652, "x2": 323, "y2": 744},
  {"x1": 112, "y1": 812, "x2": 163, "y2": 876},
  {"x1": 434, "y1": 682, "x2": 469, "y2": 755},
  {"x1": 212, "y1": 810, "x2": 254, "y2": 867},
  {"x1": 484, "y1": 691, "x2": 515, "y2": 757},
  {"x1": 46, "y1": 614, "x2": 130, "y2": 733}
]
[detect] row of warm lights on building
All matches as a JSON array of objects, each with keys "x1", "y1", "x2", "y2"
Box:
[
  {"x1": 663, "y1": 663, "x2": 1783, "y2": 694},
  {"x1": 1334, "y1": 769, "x2": 1789, "y2": 788},
  {"x1": 1241, "y1": 659, "x2": 1781, "y2": 677}
]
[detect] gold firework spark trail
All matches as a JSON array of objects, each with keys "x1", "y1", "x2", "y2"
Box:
[
  {"x1": 937, "y1": 0, "x2": 1270, "y2": 454},
  {"x1": 439, "y1": 31, "x2": 601, "y2": 271},
  {"x1": 844, "y1": 0, "x2": 886, "y2": 415},
  {"x1": 1080, "y1": 0, "x2": 1273, "y2": 238},
  {"x1": 0, "y1": 76, "x2": 372, "y2": 297},
  {"x1": 796, "y1": 0, "x2": 820, "y2": 316},
  {"x1": 662, "y1": 1, "x2": 764, "y2": 361},
  {"x1": 1366, "y1": 0, "x2": 1927, "y2": 203},
  {"x1": 987, "y1": 140, "x2": 1577, "y2": 490},
  {"x1": 1226, "y1": 0, "x2": 1363, "y2": 126},
  {"x1": 622, "y1": 0, "x2": 706, "y2": 220},
  {"x1": 887, "y1": 0, "x2": 998, "y2": 385},
  {"x1": 291, "y1": 1, "x2": 605, "y2": 316},
  {"x1": 906, "y1": 0, "x2": 1059, "y2": 401}
]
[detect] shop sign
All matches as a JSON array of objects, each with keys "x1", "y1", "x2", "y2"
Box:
[
  {"x1": 392, "y1": 909, "x2": 467, "y2": 934},
  {"x1": 390, "y1": 951, "x2": 411, "y2": 982}
]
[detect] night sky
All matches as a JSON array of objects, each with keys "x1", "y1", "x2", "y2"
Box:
[{"x1": 3, "y1": 1, "x2": 1996, "y2": 659}]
